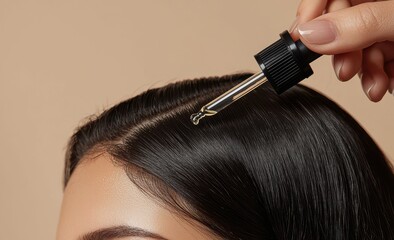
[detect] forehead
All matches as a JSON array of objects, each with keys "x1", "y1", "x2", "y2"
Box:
[{"x1": 56, "y1": 153, "x2": 216, "y2": 240}]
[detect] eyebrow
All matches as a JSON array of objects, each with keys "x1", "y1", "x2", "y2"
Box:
[{"x1": 79, "y1": 225, "x2": 169, "y2": 240}]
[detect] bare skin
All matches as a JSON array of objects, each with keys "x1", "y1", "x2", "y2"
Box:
[
  {"x1": 56, "y1": 153, "x2": 219, "y2": 240},
  {"x1": 290, "y1": 0, "x2": 394, "y2": 102}
]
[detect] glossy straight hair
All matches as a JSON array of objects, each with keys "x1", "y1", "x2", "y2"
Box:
[{"x1": 64, "y1": 73, "x2": 394, "y2": 240}]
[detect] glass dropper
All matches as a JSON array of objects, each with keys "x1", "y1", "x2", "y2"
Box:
[
  {"x1": 190, "y1": 30, "x2": 321, "y2": 125},
  {"x1": 190, "y1": 72, "x2": 267, "y2": 125}
]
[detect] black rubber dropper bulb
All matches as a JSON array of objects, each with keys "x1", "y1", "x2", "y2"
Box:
[{"x1": 190, "y1": 30, "x2": 322, "y2": 125}]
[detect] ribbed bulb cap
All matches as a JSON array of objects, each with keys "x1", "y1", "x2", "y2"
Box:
[{"x1": 254, "y1": 31, "x2": 320, "y2": 94}]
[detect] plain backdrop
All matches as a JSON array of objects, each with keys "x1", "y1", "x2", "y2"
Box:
[{"x1": 0, "y1": 1, "x2": 392, "y2": 239}]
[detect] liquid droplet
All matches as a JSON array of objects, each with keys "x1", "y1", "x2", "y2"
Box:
[{"x1": 190, "y1": 112, "x2": 205, "y2": 125}]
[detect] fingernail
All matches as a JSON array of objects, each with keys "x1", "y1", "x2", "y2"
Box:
[
  {"x1": 366, "y1": 81, "x2": 376, "y2": 100},
  {"x1": 358, "y1": 72, "x2": 363, "y2": 80},
  {"x1": 298, "y1": 20, "x2": 337, "y2": 45},
  {"x1": 289, "y1": 17, "x2": 299, "y2": 34},
  {"x1": 389, "y1": 77, "x2": 394, "y2": 95},
  {"x1": 334, "y1": 57, "x2": 344, "y2": 80}
]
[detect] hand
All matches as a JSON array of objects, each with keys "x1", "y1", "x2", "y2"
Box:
[{"x1": 290, "y1": 0, "x2": 394, "y2": 102}]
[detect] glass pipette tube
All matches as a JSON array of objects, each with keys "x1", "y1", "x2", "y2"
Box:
[{"x1": 190, "y1": 71, "x2": 267, "y2": 125}]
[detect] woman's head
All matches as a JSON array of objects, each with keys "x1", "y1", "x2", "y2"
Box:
[{"x1": 57, "y1": 73, "x2": 394, "y2": 240}]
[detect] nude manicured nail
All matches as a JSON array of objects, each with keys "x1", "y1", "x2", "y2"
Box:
[
  {"x1": 334, "y1": 58, "x2": 344, "y2": 80},
  {"x1": 389, "y1": 78, "x2": 394, "y2": 95},
  {"x1": 366, "y1": 81, "x2": 376, "y2": 100},
  {"x1": 289, "y1": 17, "x2": 299, "y2": 34},
  {"x1": 358, "y1": 72, "x2": 363, "y2": 80},
  {"x1": 298, "y1": 20, "x2": 337, "y2": 45}
]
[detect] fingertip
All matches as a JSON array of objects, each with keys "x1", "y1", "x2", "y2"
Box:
[
  {"x1": 290, "y1": 31, "x2": 301, "y2": 41},
  {"x1": 332, "y1": 55, "x2": 344, "y2": 81},
  {"x1": 295, "y1": 21, "x2": 337, "y2": 55},
  {"x1": 389, "y1": 78, "x2": 394, "y2": 95},
  {"x1": 361, "y1": 73, "x2": 389, "y2": 102},
  {"x1": 289, "y1": 17, "x2": 301, "y2": 40},
  {"x1": 361, "y1": 43, "x2": 393, "y2": 101},
  {"x1": 384, "y1": 61, "x2": 394, "y2": 94},
  {"x1": 333, "y1": 51, "x2": 362, "y2": 81},
  {"x1": 293, "y1": 0, "x2": 330, "y2": 44},
  {"x1": 368, "y1": 93, "x2": 385, "y2": 103}
]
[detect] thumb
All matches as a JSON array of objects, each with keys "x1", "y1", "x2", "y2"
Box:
[{"x1": 297, "y1": 1, "x2": 394, "y2": 55}]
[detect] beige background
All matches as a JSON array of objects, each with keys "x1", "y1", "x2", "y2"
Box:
[{"x1": 0, "y1": 1, "x2": 392, "y2": 239}]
